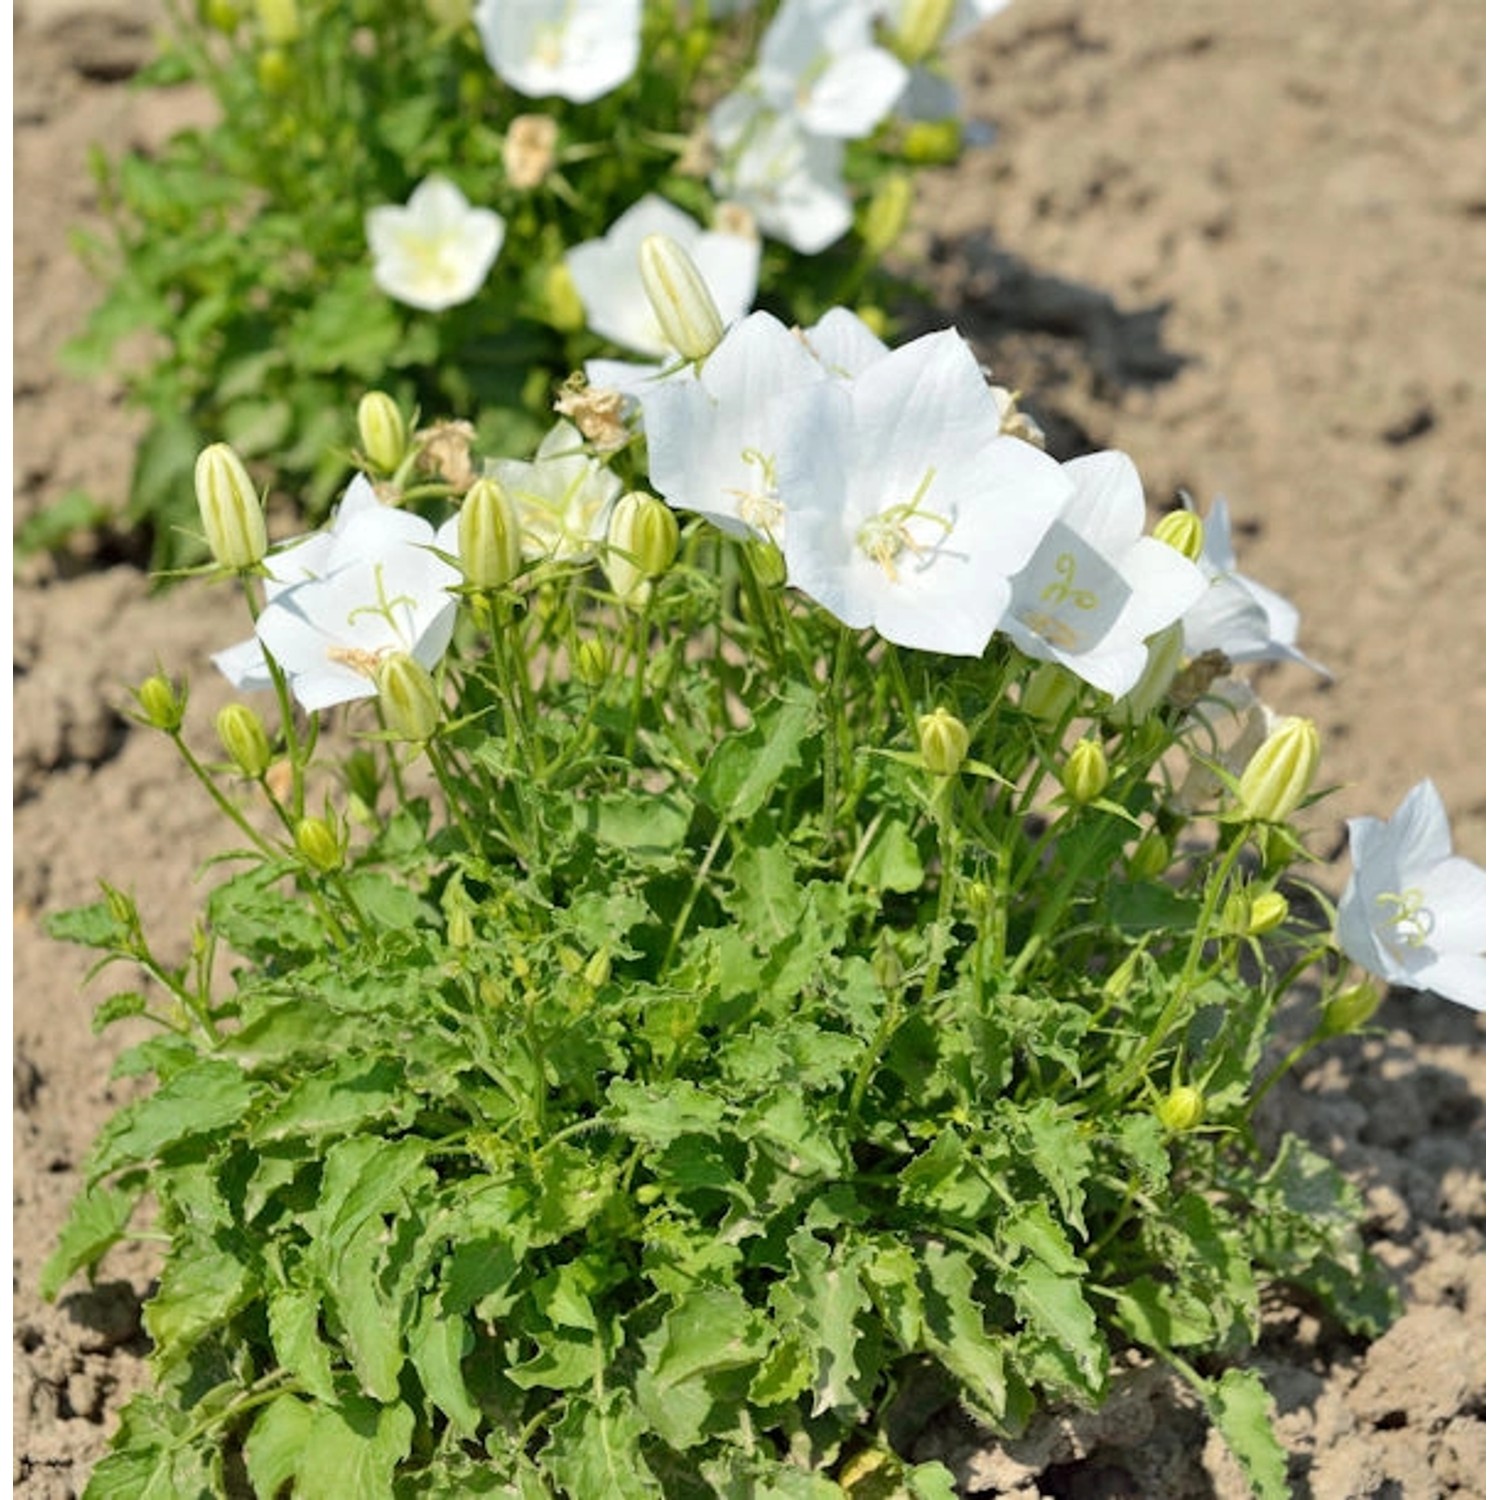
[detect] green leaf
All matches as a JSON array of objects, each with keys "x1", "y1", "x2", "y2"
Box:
[
  {"x1": 849, "y1": 817, "x2": 926, "y2": 893},
  {"x1": 698, "y1": 683, "x2": 818, "y2": 822},
  {"x1": 14, "y1": 488, "x2": 114, "y2": 558},
  {"x1": 267, "y1": 1284, "x2": 338, "y2": 1404},
  {"x1": 207, "y1": 867, "x2": 327, "y2": 963},
  {"x1": 543, "y1": 1392, "x2": 662, "y2": 1500},
  {"x1": 88, "y1": 1059, "x2": 257, "y2": 1180},
  {"x1": 243, "y1": 1393, "x2": 315, "y2": 1499},
  {"x1": 40, "y1": 1174, "x2": 146, "y2": 1300},
  {"x1": 409, "y1": 1301, "x2": 482, "y2": 1437},
  {"x1": 648, "y1": 1286, "x2": 771, "y2": 1388},
  {"x1": 604, "y1": 1077, "x2": 725, "y2": 1147},
  {"x1": 770, "y1": 1231, "x2": 874, "y2": 1420},
  {"x1": 1200, "y1": 1367, "x2": 1290, "y2": 1500},
  {"x1": 574, "y1": 788, "x2": 693, "y2": 861},
  {"x1": 251, "y1": 1055, "x2": 408, "y2": 1143},
  {"x1": 294, "y1": 1396, "x2": 417, "y2": 1500},
  {"x1": 285, "y1": 269, "x2": 403, "y2": 379},
  {"x1": 143, "y1": 1239, "x2": 255, "y2": 1365}
]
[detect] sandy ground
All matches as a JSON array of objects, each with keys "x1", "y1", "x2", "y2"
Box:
[{"x1": 12, "y1": 0, "x2": 1484, "y2": 1495}]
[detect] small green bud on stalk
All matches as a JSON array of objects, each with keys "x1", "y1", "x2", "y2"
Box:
[
  {"x1": 583, "y1": 949, "x2": 612, "y2": 989},
  {"x1": 1222, "y1": 888, "x2": 1289, "y2": 937},
  {"x1": 1019, "y1": 662, "x2": 1077, "y2": 726},
  {"x1": 1237, "y1": 716, "x2": 1320, "y2": 823},
  {"x1": 543, "y1": 262, "x2": 585, "y2": 332},
  {"x1": 862, "y1": 174, "x2": 914, "y2": 255},
  {"x1": 1322, "y1": 979, "x2": 1383, "y2": 1035},
  {"x1": 195, "y1": 442, "x2": 267, "y2": 570},
  {"x1": 917, "y1": 708, "x2": 970, "y2": 777},
  {"x1": 458, "y1": 477, "x2": 521, "y2": 591},
  {"x1": 872, "y1": 935, "x2": 905, "y2": 994},
  {"x1": 1152, "y1": 508, "x2": 1205, "y2": 562},
  {"x1": 1128, "y1": 829, "x2": 1173, "y2": 879},
  {"x1": 255, "y1": 0, "x2": 299, "y2": 43},
  {"x1": 203, "y1": 0, "x2": 243, "y2": 32},
  {"x1": 572, "y1": 637, "x2": 609, "y2": 688},
  {"x1": 136, "y1": 673, "x2": 186, "y2": 733},
  {"x1": 891, "y1": 0, "x2": 956, "y2": 61},
  {"x1": 294, "y1": 816, "x2": 343, "y2": 874},
  {"x1": 638, "y1": 233, "x2": 725, "y2": 362},
  {"x1": 256, "y1": 46, "x2": 292, "y2": 93},
  {"x1": 1157, "y1": 1085, "x2": 1206, "y2": 1133},
  {"x1": 216, "y1": 703, "x2": 272, "y2": 778},
  {"x1": 900, "y1": 119, "x2": 962, "y2": 165},
  {"x1": 1061, "y1": 739, "x2": 1109, "y2": 805},
  {"x1": 377, "y1": 653, "x2": 442, "y2": 744},
  {"x1": 357, "y1": 391, "x2": 407, "y2": 476},
  {"x1": 605, "y1": 491, "x2": 679, "y2": 608}
]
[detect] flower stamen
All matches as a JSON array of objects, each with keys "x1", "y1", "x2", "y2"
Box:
[
  {"x1": 854, "y1": 467, "x2": 949, "y2": 582},
  {"x1": 1375, "y1": 887, "x2": 1435, "y2": 949}
]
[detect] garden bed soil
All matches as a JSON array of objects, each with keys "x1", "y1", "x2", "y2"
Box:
[{"x1": 13, "y1": 0, "x2": 1484, "y2": 1494}]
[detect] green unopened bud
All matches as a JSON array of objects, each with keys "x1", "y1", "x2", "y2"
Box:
[
  {"x1": 458, "y1": 477, "x2": 521, "y2": 591},
  {"x1": 1153, "y1": 509, "x2": 1205, "y2": 562},
  {"x1": 605, "y1": 491, "x2": 679, "y2": 607},
  {"x1": 1127, "y1": 829, "x2": 1173, "y2": 880},
  {"x1": 1102, "y1": 950, "x2": 1138, "y2": 1005},
  {"x1": 638, "y1": 233, "x2": 724, "y2": 361},
  {"x1": 862, "y1": 174, "x2": 914, "y2": 255},
  {"x1": 1157, "y1": 1085, "x2": 1206, "y2": 1133},
  {"x1": 543, "y1": 262, "x2": 585, "y2": 332},
  {"x1": 918, "y1": 708, "x2": 969, "y2": 777},
  {"x1": 255, "y1": 0, "x2": 299, "y2": 43},
  {"x1": 1222, "y1": 888, "x2": 1289, "y2": 937},
  {"x1": 202, "y1": 0, "x2": 243, "y2": 32},
  {"x1": 1062, "y1": 739, "x2": 1109, "y2": 805},
  {"x1": 357, "y1": 391, "x2": 407, "y2": 476},
  {"x1": 891, "y1": 0, "x2": 956, "y2": 61},
  {"x1": 1112, "y1": 622, "x2": 1185, "y2": 727},
  {"x1": 746, "y1": 537, "x2": 787, "y2": 588},
  {"x1": 583, "y1": 949, "x2": 612, "y2": 989},
  {"x1": 1237, "y1": 716, "x2": 1320, "y2": 823},
  {"x1": 900, "y1": 119, "x2": 962, "y2": 165},
  {"x1": 194, "y1": 442, "x2": 267, "y2": 570},
  {"x1": 216, "y1": 703, "x2": 272, "y2": 778},
  {"x1": 1019, "y1": 662, "x2": 1078, "y2": 726},
  {"x1": 573, "y1": 637, "x2": 609, "y2": 687},
  {"x1": 294, "y1": 815, "x2": 343, "y2": 874},
  {"x1": 377, "y1": 652, "x2": 442, "y2": 744},
  {"x1": 135, "y1": 673, "x2": 186, "y2": 733},
  {"x1": 256, "y1": 46, "x2": 292, "y2": 93},
  {"x1": 872, "y1": 935, "x2": 904, "y2": 994},
  {"x1": 1322, "y1": 979, "x2": 1383, "y2": 1036}
]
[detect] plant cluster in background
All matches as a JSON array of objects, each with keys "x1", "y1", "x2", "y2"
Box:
[
  {"x1": 48, "y1": 0, "x2": 1007, "y2": 569},
  {"x1": 45, "y1": 240, "x2": 1485, "y2": 1496}
]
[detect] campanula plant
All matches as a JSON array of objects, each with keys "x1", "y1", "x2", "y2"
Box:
[
  {"x1": 44, "y1": 238, "x2": 1485, "y2": 1497},
  {"x1": 54, "y1": 0, "x2": 1003, "y2": 569}
]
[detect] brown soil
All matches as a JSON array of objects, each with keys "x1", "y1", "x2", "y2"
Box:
[{"x1": 13, "y1": 1, "x2": 1484, "y2": 1495}]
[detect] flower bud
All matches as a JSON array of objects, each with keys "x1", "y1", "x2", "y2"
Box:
[
  {"x1": 1153, "y1": 509, "x2": 1205, "y2": 562},
  {"x1": 457, "y1": 477, "x2": 521, "y2": 591},
  {"x1": 255, "y1": 0, "x2": 299, "y2": 43},
  {"x1": 216, "y1": 703, "x2": 272, "y2": 778},
  {"x1": 605, "y1": 491, "x2": 679, "y2": 607},
  {"x1": 918, "y1": 708, "x2": 970, "y2": 777},
  {"x1": 1111, "y1": 622, "x2": 1185, "y2": 727},
  {"x1": 502, "y1": 114, "x2": 558, "y2": 190},
  {"x1": 357, "y1": 391, "x2": 407, "y2": 476},
  {"x1": 543, "y1": 262, "x2": 585, "y2": 332},
  {"x1": 872, "y1": 935, "x2": 905, "y2": 994},
  {"x1": 1237, "y1": 716, "x2": 1320, "y2": 823},
  {"x1": 900, "y1": 119, "x2": 962, "y2": 165},
  {"x1": 1019, "y1": 662, "x2": 1078, "y2": 726},
  {"x1": 1127, "y1": 829, "x2": 1173, "y2": 880},
  {"x1": 376, "y1": 653, "x2": 442, "y2": 744},
  {"x1": 583, "y1": 948, "x2": 612, "y2": 989},
  {"x1": 862, "y1": 174, "x2": 914, "y2": 255},
  {"x1": 638, "y1": 233, "x2": 724, "y2": 362},
  {"x1": 1322, "y1": 979, "x2": 1382, "y2": 1036},
  {"x1": 1157, "y1": 1085, "x2": 1206, "y2": 1133},
  {"x1": 294, "y1": 816, "x2": 343, "y2": 874},
  {"x1": 202, "y1": 0, "x2": 243, "y2": 32},
  {"x1": 256, "y1": 46, "x2": 292, "y2": 92},
  {"x1": 195, "y1": 442, "x2": 267, "y2": 570},
  {"x1": 891, "y1": 0, "x2": 957, "y2": 61},
  {"x1": 1062, "y1": 739, "x2": 1109, "y2": 805},
  {"x1": 135, "y1": 673, "x2": 186, "y2": 733},
  {"x1": 1222, "y1": 888, "x2": 1289, "y2": 937},
  {"x1": 573, "y1": 637, "x2": 609, "y2": 687}
]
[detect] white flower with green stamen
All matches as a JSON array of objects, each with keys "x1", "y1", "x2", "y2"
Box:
[
  {"x1": 250, "y1": 504, "x2": 461, "y2": 712},
  {"x1": 999, "y1": 450, "x2": 1209, "y2": 696},
  {"x1": 365, "y1": 176, "x2": 505, "y2": 313},
  {"x1": 485, "y1": 419, "x2": 622, "y2": 564},
  {"x1": 778, "y1": 328, "x2": 1071, "y2": 655},
  {"x1": 474, "y1": 0, "x2": 641, "y2": 104},
  {"x1": 1336, "y1": 780, "x2": 1486, "y2": 1011}
]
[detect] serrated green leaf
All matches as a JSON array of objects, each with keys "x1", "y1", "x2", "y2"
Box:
[
  {"x1": 409, "y1": 1301, "x2": 482, "y2": 1437},
  {"x1": 1200, "y1": 1367, "x2": 1290, "y2": 1500},
  {"x1": 574, "y1": 788, "x2": 692, "y2": 861},
  {"x1": 88, "y1": 1059, "x2": 257, "y2": 1181},
  {"x1": 543, "y1": 1392, "x2": 662, "y2": 1500},
  {"x1": 698, "y1": 683, "x2": 818, "y2": 822},
  {"x1": 207, "y1": 867, "x2": 326, "y2": 963},
  {"x1": 143, "y1": 1239, "x2": 255, "y2": 1365},
  {"x1": 40, "y1": 1174, "x2": 146, "y2": 1300},
  {"x1": 267, "y1": 1285, "x2": 337, "y2": 1404},
  {"x1": 604, "y1": 1077, "x2": 725, "y2": 1147},
  {"x1": 251, "y1": 1055, "x2": 408, "y2": 1144},
  {"x1": 91, "y1": 991, "x2": 150, "y2": 1033},
  {"x1": 243, "y1": 1393, "x2": 315, "y2": 1499},
  {"x1": 849, "y1": 816, "x2": 926, "y2": 893},
  {"x1": 294, "y1": 1395, "x2": 417, "y2": 1500},
  {"x1": 770, "y1": 1231, "x2": 873, "y2": 1420}
]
